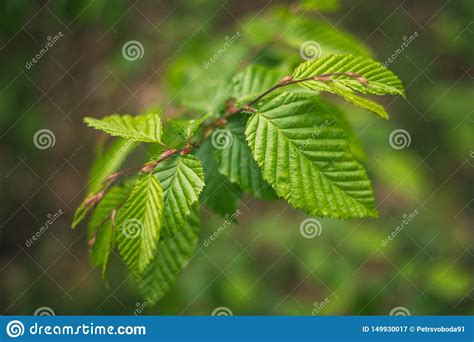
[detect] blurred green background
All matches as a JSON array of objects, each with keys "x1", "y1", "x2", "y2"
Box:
[{"x1": 0, "y1": 0, "x2": 472, "y2": 315}]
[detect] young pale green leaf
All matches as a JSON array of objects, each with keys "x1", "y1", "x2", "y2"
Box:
[
  {"x1": 328, "y1": 83, "x2": 389, "y2": 119},
  {"x1": 154, "y1": 155, "x2": 205, "y2": 239},
  {"x1": 299, "y1": 0, "x2": 340, "y2": 12},
  {"x1": 72, "y1": 199, "x2": 93, "y2": 229},
  {"x1": 196, "y1": 140, "x2": 242, "y2": 216},
  {"x1": 87, "y1": 183, "x2": 132, "y2": 239},
  {"x1": 138, "y1": 208, "x2": 200, "y2": 303},
  {"x1": 215, "y1": 116, "x2": 277, "y2": 200},
  {"x1": 89, "y1": 221, "x2": 113, "y2": 280},
  {"x1": 88, "y1": 138, "x2": 138, "y2": 193},
  {"x1": 116, "y1": 174, "x2": 164, "y2": 273},
  {"x1": 293, "y1": 54, "x2": 404, "y2": 96},
  {"x1": 84, "y1": 113, "x2": 163, "y2": 143},
  {"x1": 245, "y1": 92, "x2": 377, "y2": 218},
  {"x1": 169, "y1": 113, "x2": 211, "y2": 139},
  {"x1": 232, "y1": 65, "x2": 283, "y2": 103},
  {"x1": 72, "y1": 139, "x2": 137, "y2": 229}
]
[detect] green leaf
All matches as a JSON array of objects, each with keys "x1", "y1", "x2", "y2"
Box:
[
  {"x1": 328, "y1": 83, "x2": 389, "y2": 119},
  {"x1": 138, "y1": 209, "x2": 200, "y2": 303},
  {"x1": 196, "y1": 140, "x2": 242, "y2": 216},
  {"x1": 72, "y1": 139, "x2": 137, "y2": 229},
  {"x1": 293, "y1": 54, "x2": 404, "y2": 96},
  {"x1": 72, "y1": 200, "x2": 93, "y2": 229},
  {"x1": 84, "y1": 113, "x2": 163, "y2": 143},
  {"x1": 154, "y1": 155, "x2": 205, "y2": 239},
  {"x1": 88, "y1": 183, "x2": 132, "y2": 239},
  {"x1": 232, "y1": 65, "x2": 283, "y2": 103},
  {"x1": 89, "y1": 221, "x2": 113, "y2": 280},
  {"x1": 116, "y1": 174, "x2": 164, "y2": 273},
  {"x1": 283, "y1": 17, "x2": 371, "y2": 57},
  {"x1": 88, "y1": 138, "x2": 137, "y2": 193},
  {"x1": 88, "y1": 183, "x2": 134, "y2": 279},
  {"x1": 215, "y1": 116, "x2": 277, "y2": 200},
  {"x1": 299, "y1": 0, "x2": 340, "y2": 12},
  {"x1": 169, "y1": 113, "x2": 211, "y2": 139},
  {"x1": 245, "y1": 92, "x2": 377, "y2": 218}
]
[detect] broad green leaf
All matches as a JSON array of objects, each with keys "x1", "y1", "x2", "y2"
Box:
[
  {"x1": 169, "y1": 113, "x2": 211, "y2": 139},
  {"x1": 245, "y1": 92, "x2": 377, "y2": 218},
  {"x1": 215, "y1": 116, "x2": 277, "y2": 200},
  {"x1": 232, "y1": 65, "x2": 283, "y2": 103},
  {"x1": 293, "y1": 54, "x2": 404, "y2": 96},
  {"x1": 196, "y1": 140, "x2": 242, "y2": 216},
  {"x1": 139, "y1": 209, "x2": 200, "y2": 303},
  {"x1": 154, "y1": 154, "x2": 205, "y2": 239},
  {"x1": 116, "y1": 174, "x2": 164, "y2": 273},
  {"x1": 84, "y1": 113, "x2": 163, "y2": 143}
]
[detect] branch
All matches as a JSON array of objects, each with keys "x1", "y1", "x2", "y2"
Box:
[{"x1": 86, "y1": 71, "x2": 368, "y2": 207}]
